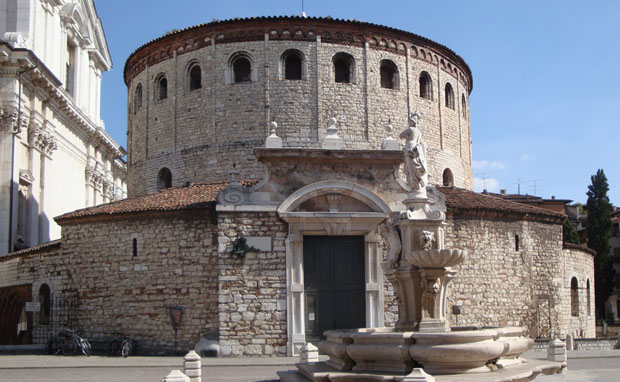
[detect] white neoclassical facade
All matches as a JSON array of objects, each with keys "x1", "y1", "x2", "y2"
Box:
[{"x1": 0, "y1": 0, "x2": 127, "y2": 255}]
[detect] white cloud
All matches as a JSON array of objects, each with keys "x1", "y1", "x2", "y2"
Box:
[
  {"x1": 472, "y1": 160, "x2": 506, "y2": 171},
  {"x1": 519, "y1": 153, "x2": 534, "y2": 161},
  {"x1": 473, "y1": 177, "x2": 500, "y2": 193}
]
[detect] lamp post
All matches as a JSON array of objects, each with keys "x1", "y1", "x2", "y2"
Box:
[{"x1": 169, "y1": 306, "x2": 184, "y2": 354}]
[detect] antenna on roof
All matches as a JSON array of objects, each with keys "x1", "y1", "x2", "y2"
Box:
[
  {"x1": 301, "y1": 0, "x2": 307, "y2": 17},
  {"x1": 475, "y1": 172, "x2": 487, "y2": 190}
]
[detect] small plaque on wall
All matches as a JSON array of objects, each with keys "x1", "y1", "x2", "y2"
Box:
[{"x1": 25, "y1": 302, "x2": 40, "y2": 312}]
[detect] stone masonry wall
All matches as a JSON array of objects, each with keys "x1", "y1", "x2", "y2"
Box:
[
  {"x1": 59, "y1": 214, "x2": 219, "y2": 353},
  {"x1": 562, "y1": 246, "x2": 596, "y2": 338},
  {"x1": 381, "y1": 215, "x2": 589, "y2": 340},
  {"x1": 126, "y1": 22, "x2": 472, "y2": 197},
  {"x1": 216, "y1": 211, "x2": 289, "y2": 356}
]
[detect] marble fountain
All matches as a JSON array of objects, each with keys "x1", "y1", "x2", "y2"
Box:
[{"x1": 279, "y1": 113, "x2": 565, "y2": 382}]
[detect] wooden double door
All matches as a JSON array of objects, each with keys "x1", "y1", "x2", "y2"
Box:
[{"x1": 303, "y1": 236, "x2": 366, "y2": 342}]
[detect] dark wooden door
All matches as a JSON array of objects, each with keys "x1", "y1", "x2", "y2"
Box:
[{"x1": 303, "y1": 236, "x2": 365, "y2": 342}]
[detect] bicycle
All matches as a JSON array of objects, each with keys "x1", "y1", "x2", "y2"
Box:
[
  {"x1": 109, "y1": 333, "x2": 131, "y2": 358},
  {"x1": 57, "y1": 329, "x2": 91, "y2": 356}
]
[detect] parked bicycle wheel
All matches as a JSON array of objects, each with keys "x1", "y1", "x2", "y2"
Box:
[
  {"x1": 61, "y1": 339, "x2": 77, "y2": 355},
  {"x1": 121, "y1": 341, "x2": 131, "y2": 358},
  {"x1": 80, "y1": 339, "x2": 91, "y2": 357}
]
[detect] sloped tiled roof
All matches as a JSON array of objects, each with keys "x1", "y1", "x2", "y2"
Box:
[
  {"x1": 55, "y1": 183, "x2": 227, "y2": 225},
  {"x1": 55, "y1": 183, "x2": 565, "y2": 226},
  {"x1": 438, "y1": 187, "x2": 565, "y2": 223},
  {"x1": 0, "y1": 239, "x2": 62, "y2": 262}
]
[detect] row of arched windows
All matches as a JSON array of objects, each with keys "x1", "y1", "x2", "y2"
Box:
[{"x1": 133, "y1": 51, "x2": 469, "y2": 118}]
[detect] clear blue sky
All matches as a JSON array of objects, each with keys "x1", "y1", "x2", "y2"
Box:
[{"x1": 95, "y1": 0, "x2": 620, "y2": 206}]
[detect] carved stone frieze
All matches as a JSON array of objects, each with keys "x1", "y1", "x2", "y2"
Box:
[{"x1": 85, "y1": 156, "x2": 105, "y2": 188}]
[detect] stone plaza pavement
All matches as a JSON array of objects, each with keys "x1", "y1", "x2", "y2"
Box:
[{"x1": 0, "y1": 350, "x2": 618, "y2": 382}]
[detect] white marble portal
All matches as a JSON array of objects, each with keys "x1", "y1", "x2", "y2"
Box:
[{"x1": 278, "y1": 180, "x2": 391, "y2": 355}]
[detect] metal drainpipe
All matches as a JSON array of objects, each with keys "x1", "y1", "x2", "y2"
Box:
[{"x1": 8, "y1": 61, "x2": 38, "y2": 253}]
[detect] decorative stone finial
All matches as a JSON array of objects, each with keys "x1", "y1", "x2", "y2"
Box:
[
  {"x1": 381, "y1": 120, "x2": 399, "y2": 150},
  {"x1": 265, "y1": 120, "x2": 282, "y2": 148},
  {"x1": 321, "y1": 117, "x2": 344, "y2": 149}
]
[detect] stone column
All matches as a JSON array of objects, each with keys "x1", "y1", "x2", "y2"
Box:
[
  {"x1": 286, "y1": 233, "x2": 305, "y2": 356},
  {"x1": 0, "y1": 108, "x2": 20, "y2": 253}
]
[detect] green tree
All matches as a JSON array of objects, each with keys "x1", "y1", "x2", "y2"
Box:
[
  {"x1": 562, "y1": 219, "x2": 580, "y2": 244},
  {"x1": 586, "y1": 169, "x2": 614, "y2": 319}
]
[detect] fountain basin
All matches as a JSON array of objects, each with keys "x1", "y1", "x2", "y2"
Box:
[
  {"x1": 319, "y1": 327, "x2": 534, "y2": 375},
  {"x1": 404, "y1": 248, "x2": 467, "y2": 268}
]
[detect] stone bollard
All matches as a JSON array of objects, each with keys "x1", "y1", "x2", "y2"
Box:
[
  {"x1": 300, "y1": 343, "x2": 319, "y2": 363},
  {"x1": 184, "y1": 350, "x2": 201, "y2": 382},
  {"x1": 547, "y1": 339, "x2": 567, "y2": 363},
  {"x1": 565, "y1": 334, "x2": 573, "y2": 351},
  {"x1": 162, "y1": 370, "x2": 189, "y2": 382}
]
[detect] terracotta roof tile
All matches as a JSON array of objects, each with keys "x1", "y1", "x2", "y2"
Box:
[
  {"x1": 55, "y1": 183, "x2": 228, "y2": 224},
  {"x1": 0, "y1": 239, "x2": 61, "y2": 262},
  {"x1": 437, "y1": 187, "x2": 565, "y2": 222}
]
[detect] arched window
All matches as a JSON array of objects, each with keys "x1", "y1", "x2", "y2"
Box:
[
  {"x1": 333, "y1": 53, "x2": 354, "y2": 83},
  {"x1": 282, "y1": 50, "x2": 303, "y2": 80},
  {"x1": 442, "y1": 168, "x2": 454, "y2": 186},
  {"x1": 134, "y1": 84, "x2": 143, "y2": 114},
  {"x1": 380, "y1": 60, "x2": 398, "y2": 89},
  {"x1": 156, "y1": 75, "x2": 167, "y2": 101},
  {"x1": 188, "y1": 63, "x2": 202, "y2": 91},
  {"x1": 571, "y1": 277, "x2": 579, "y2": 317},
  {"x1": 461, "y1": 94, "x2": 467, "y2": 118},
  {"x1": 515, "y1": 234, "x2": 520, "y2": 251},
  {"x1": 39, "y1": 284, "x2": 51, "y2": 325},
  {"x1": 445, "y1": 83, "x2": 455, "y2": 109},
  {"x1": 419, "y1": 71, "x2": 433, "y2": 100},
  {"x1": 232, "y1": 55, "x2": 252, "y2": 83},
  {"x1": 586, "y1": 279, "x2": 591, "y2": 316},
  {"x1": 157, "y1": 168, "x2": 172, "y2": 190}
]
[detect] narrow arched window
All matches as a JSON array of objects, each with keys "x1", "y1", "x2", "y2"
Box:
[
  {"x1": 157, "y1": 167, "x2": 172, "y2": 190},
  {"x1": 515, "y1": 234, "x2": 520, "y2": 251},
  {"x1": 156, "y1": 76, "x2": 168, "y2": 101},
  {"x1": 133, "y1": 238, "x2": 138, "y2": 257},
  {"x1": 571, "y1": 277, "x2": 579, "y2": 317},
  {"x1": 380, "y1": 60, "x2": 398, "y2": 89},
  {"x1": 333, "y1": 53, "x2": 354, "y2": 83},
  {"x1": 586, "y1": 279, "x2": 591, "y2": 316},
  {"x1": 39, "y1": 284, "x2": 51, "y2": 325},
  {"x1": 445, "y1": 83, "x2": 455, "y2": 109},
  {"x1": 283, "y1": 50, "x2": 303, "y2": 80},
  {"x1": 189, "y1": 64, "x2": 202, "y2": 90},
  {"x1": 442, "y1": 168, "x2": 454, "y2": 186},
  {"x1": 461, "y1": 94, "x2": 467, "y2": 118},
  {"x1": 134, "y1": 84, "x2": 143, "y2": 114},
  {"x1": 419, "y1": 71, "x2": 433, "y2": 100},
  {"x1": 233, "y1": 56, "x2": 252, "y2": 83}
]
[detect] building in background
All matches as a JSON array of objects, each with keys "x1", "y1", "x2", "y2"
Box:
[{"x1": 0, "y1": 0, "x2": 126, "y2": 255}]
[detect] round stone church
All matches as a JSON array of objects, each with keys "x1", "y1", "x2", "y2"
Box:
[{"x1": 1, "y1": 17, "x2": 594, "y2": 356}]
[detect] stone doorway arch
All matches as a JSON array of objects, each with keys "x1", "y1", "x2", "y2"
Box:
[{"x1": 277, "y1": 180, "x2": 391, "y2": 355}]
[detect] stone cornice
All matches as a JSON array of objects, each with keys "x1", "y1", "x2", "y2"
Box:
[
  {"x1": 0, "y1": 43, "x2": 124, "y2": 159},
  {"x1": 124, "y1": 16, "x2": 473, "y2": 92}
]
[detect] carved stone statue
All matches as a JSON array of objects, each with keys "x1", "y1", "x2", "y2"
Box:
[{"x1": 400, "y1": 112, "x2": 428, "y2": 196}]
